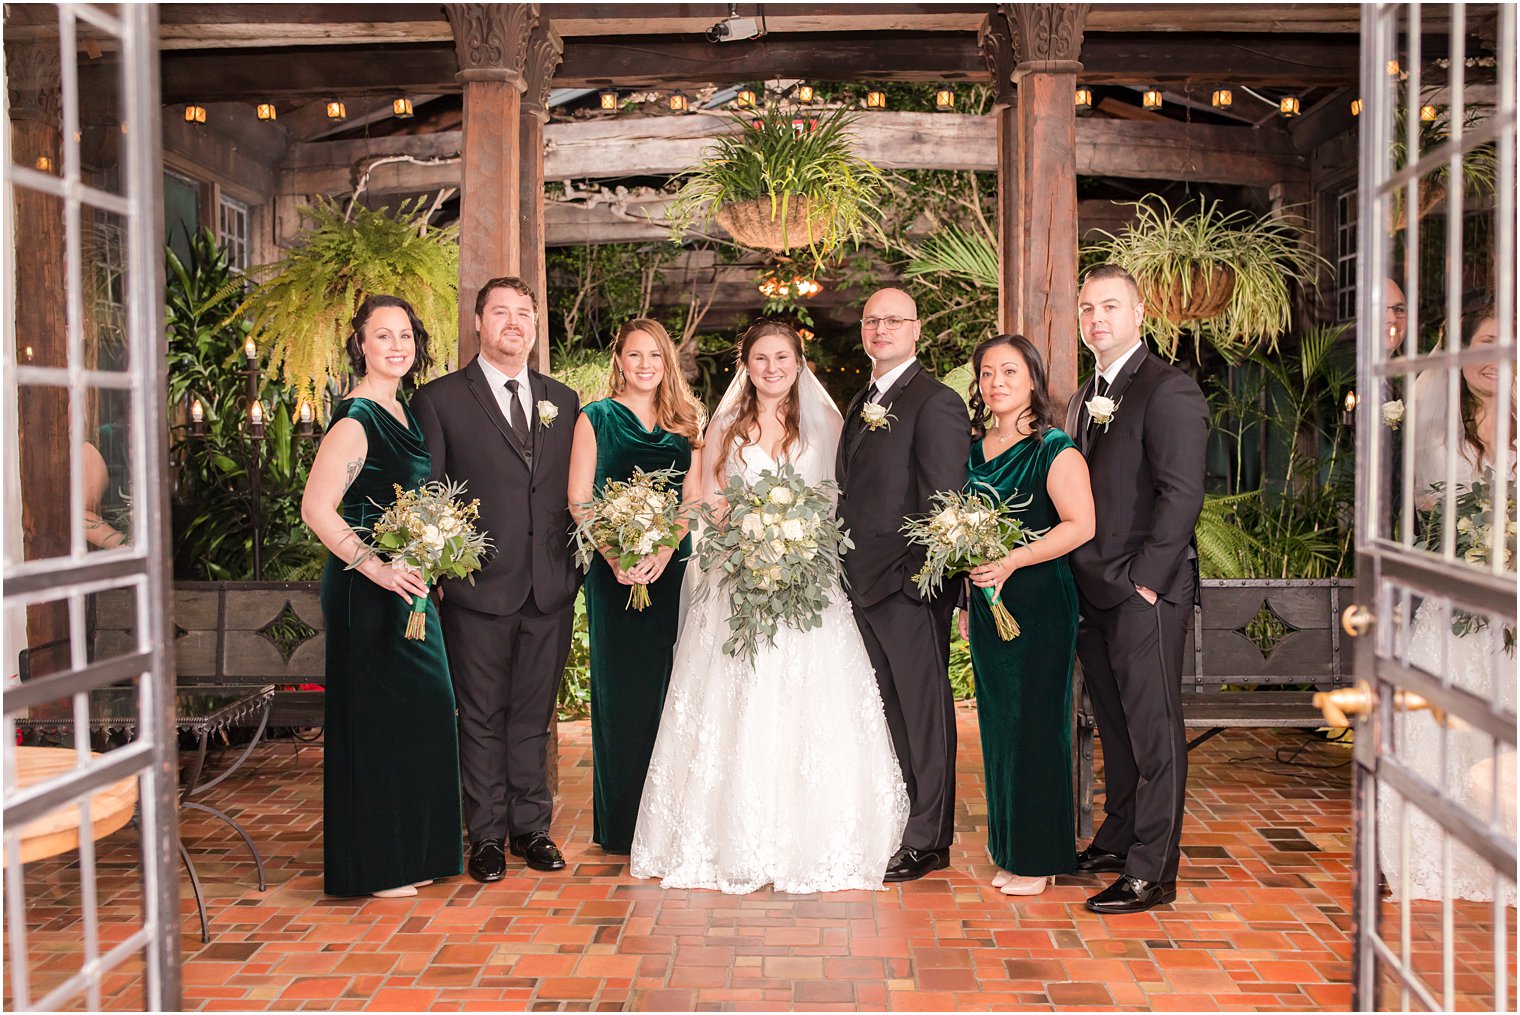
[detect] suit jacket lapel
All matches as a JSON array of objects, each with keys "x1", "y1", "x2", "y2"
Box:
[
  {"x1": 465, "y1": 357, "x2": 530, "y2": 467},
  {"x1": 845, "y1": 361, "x2": 921, "y2": 468},
  {"x1": 1086, "y1": 347, "x2": 1149, "y2": 451},
  {"x1": 528, "y1": 370, "x2": 548, "y2": 469},
  {"x1": 1072, "y1": 377, "x2": 1097, "y2": 455}
]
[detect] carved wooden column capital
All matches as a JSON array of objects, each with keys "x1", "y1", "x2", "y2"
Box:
[
  {"x1": 521, "y1": 24, "x2": 563, "y2": 124},
  {"x1": 5, "y1": 35, "x2": 62, "y2": 126},
  {"x1": 1003, "y1": 2, "x2": 1089, "y2": 79},
  {"x1": 977, "y1": 9, "x2": 1017, "y2": 110},
  {"x1": 445, "y1": 3, "x2": 538, "y2": 87}
]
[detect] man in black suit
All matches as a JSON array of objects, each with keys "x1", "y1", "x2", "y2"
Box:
[
  {"x1": 837, "y1": 286, "x2": 971, "y2": 882},
  {"x1": 411, "y1": 277, "x2": 581, "y2": 882},
  {"x1": 1064, "y1": 264, "x2": 1209, "y2": 914}
]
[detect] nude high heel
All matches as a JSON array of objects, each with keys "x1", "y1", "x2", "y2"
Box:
[
  {"x1": 991, "y1": 869, "x2": 1014, "y2": 888},
  {"x1": 371, "y1": 885, "x2": 418, "y2": 899},
  {"x1": 999, "y1": 875, "x2": 1054, "y2": 897}
]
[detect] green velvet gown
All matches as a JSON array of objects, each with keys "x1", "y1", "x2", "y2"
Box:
[
  {"x1": 581, "y1": 398, "x2": 691, "y2": 854},
  {"x1": 321, "y1": 397, "x2": 463, "y2": 896},
  {"x1": 966, "y1": 427, "x2": 1079, "y2": 877}
]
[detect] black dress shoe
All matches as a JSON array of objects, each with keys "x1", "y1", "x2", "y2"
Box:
[
  {"x1": 1085, "y1": 874, "x2": 1177, "y2": 914},
  {"x1": 883, "y1": 846, "x2": 950, "y2": 883},
  {"x1": 468, "y1": 838, "x2": 507, "y2": 883},
  {"x1": 510, "y1": 830, "x2": 566, "y2": 872},
  {"x1": 1074, "y1": 845, "x2": 1127, "y2": 874}
]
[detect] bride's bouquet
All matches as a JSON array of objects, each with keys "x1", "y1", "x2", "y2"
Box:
[
  {"x1": 572, "y1": 466, "x2": 687, "y2": 610},
  {"x1": 901, "y1": 485, "x2": 1043, "y2": 641},
  {"x1": 1419, "y1": 472, "x2": 1517, "y2": 652},
  {"x1": 352, "y1": 479, "x2": 491, "y2": 640},
  {"x1": 694, "y1": 463, "x2": 853, "y2": 662}
]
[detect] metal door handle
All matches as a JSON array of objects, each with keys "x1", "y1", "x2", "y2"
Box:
[
  {"x1": 1314, "y1": 680, "x2": 1444, "y2": 727},
  {"x1": 1342, "y1": 604, "x2": 1374, "y2": 638}
]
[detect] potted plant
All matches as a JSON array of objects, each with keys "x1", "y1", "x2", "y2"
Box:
[
  {"x1": 1089, "y1": 196, "x2": 1327, "y2": 360},
  {"x1": 668, "y1": 104, "x2": 883, "y2": 266},
  {"x1": 229, "y1": 196, "x2": 459, "y2": 412}
]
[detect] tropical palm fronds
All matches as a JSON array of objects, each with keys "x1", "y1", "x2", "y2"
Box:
[{"x1": 905, "y1": 224, "x2": 1000, "y2": 291}]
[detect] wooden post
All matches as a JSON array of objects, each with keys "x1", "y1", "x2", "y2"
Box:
[
  {"x1": 979, "y1": 11, "x2": 1020, "y2": 336},
  {"x1": 445, "y1": 3, "x2": 538, "y2": 364},
  {"x1": 520, "y1": 24, "x2": 561, "y2": 372},
  {"x1": 1006, "y1": 3, "x2": 1089, "y2": 406},
  {"x1": 7, "y1": 37, "x2": 71, "y2": 671}
]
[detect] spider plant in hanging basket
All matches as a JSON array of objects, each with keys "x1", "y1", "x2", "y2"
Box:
[
  {"x1": 224, "y1": 196, "x2": 459, "y2": 415},
  {"x1": 667, "y1": 104, "x2": 883, "y2": 267},
  {"x1": 1089, "y1": 196, "x2": 1328, "y2": 361}
]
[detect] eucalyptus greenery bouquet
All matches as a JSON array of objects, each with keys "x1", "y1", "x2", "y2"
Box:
[
  {"x1": 573, "y1": 467, "x2": 687, "y2": 611},
  {"x1": 694, "y1": 463, "x2": 852, "y2": 662},
  {"x1": 902, "y1": 485, "x2": 1042, "y2": 641},
  {"x1": 1418, "y1": 473, "x2": 1518, "y2": 652},
  {"x1": 351, "y1": 480, "x2": 491, "y2": 639}
]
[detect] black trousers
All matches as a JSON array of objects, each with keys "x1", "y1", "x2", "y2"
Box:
[
  {"x1": 852, "y1": 591, "x2": 957, "y2": 853},
  {"x1": 441, "y1": 598, "x2": 574, "y2": 843},
  {"x1": 1077, "y1": 590, "x2": 1190, "y2": 883}
]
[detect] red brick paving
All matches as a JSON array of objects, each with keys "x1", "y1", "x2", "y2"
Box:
[{"x1": 5, "y1": 705, "x2": 1515, "y2": 1010}]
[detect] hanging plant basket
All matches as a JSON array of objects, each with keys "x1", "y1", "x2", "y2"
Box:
[
  {"x1": 715, "y1": 196, "x2": 831, "y2": 253},
  {"x1": 1143, "y1": 263, "x2": 1237, "y2": 325}
]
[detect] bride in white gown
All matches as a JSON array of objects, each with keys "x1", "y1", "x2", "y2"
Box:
[
  {"x1": 1377, "y1": 306, "x2": 1516, "y2": 906},
  {"x1": 631, "y1": 320, "x2": 909, "y2": 894}
]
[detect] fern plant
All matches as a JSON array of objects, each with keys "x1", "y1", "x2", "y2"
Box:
[
  {"x1": 904, "y1": 223, "x2": 1000, "y2": 291},
  {"x1": 228, "y1": 197, "x2": 459, "y2": 413},
  {"x1": 667, "y1": 104, "x2": 883, "y2": 267},
  {"x1": 1089, "y1": 197, "x2": 1329, "y2": 362}
]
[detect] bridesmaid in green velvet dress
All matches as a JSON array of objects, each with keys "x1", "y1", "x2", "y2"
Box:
[
  {"x1": 960, "y1": 334, "x2": 1096, "y2": 898},
  {"x1": 300, "y1": 295, "x2": 462, "y2": 898},
  {"x1": 568, "y1": 318, "x2": 706, "y2": 854}
]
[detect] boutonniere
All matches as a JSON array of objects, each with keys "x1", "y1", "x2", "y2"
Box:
[
  {"x1": 1085, "y1": 394, "x2": 1120, "y2": 432},
  {"x1": 537, "y1": 400, "x2": 559, "y2": 427},
  {"x1": 1382, "y1": 399, "x2": 1405, "y2": 430},
  {"x1": 860, "y1": 400, "x2": 895, "y2": 432}
]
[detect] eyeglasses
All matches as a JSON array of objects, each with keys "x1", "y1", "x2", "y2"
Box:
[
  {"x1": 1387, "y1": 304, "x2": 1408, "y2": 317},
  {"x1": 860, "y1": 315, "x2": 917, "y2": 331}
]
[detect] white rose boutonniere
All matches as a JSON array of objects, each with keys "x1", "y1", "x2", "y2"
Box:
[
  {"x1": 1382, "y1": 399, "x2": 1405, "y2": 430},
  {"x1": 861, "y1": 401, "x2": 895, "y2": 432},
  {"x1": 537, "y1": 400, "x2": 559, "y2": 427},
  {"x1": 1085, "y1": 394, "x2": 1120, "y2": 431}
]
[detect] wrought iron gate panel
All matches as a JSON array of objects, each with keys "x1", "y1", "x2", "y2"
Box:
[
  {"x1": 1353, "y1": 2, "x2": 1517, "y2": 1010},
  {"x1": 2, "y1": 3, "x2": 178, "y2": 1009}
]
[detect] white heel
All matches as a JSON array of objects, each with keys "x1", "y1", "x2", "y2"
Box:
[
  {"x1": 410, "y1": 880, "x2": 433, "y2": 888},
  {"x1": 990, "y1": 869, "x2": 1013, "y2": 889},
  {"x1": 999, "y1": 875, "x2": 1053, "y2": 897},
  {"x1": 371, "y1": 885, "x2": 418, "y2": 899}
]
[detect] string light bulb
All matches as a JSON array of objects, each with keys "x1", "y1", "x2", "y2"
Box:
[
  {"x1": 668, "y1": 92, "x2": 689, "y2": 113},
  {"x1": 599, "y1": 90, "x2": 618, "y2": 111},
  {"x1": 256, "y1": 102, "x2": 277, "y2": 122},
  {"x1": 191, "y1": 399, "x2": 204, "y2": 424},
  {"x1": 392, "y1": 97, "x2": 414, "y2": 118},
  {"x1": 1279, "y1": 95, "x2": 1301, "y2": 118},
  {"x1": 184, "y1": 105, "x2": 207, "y2": 125},
  {"x1": 1350, "y1": 97, "x2": 1364, "y2": 116},
  {"x1": 1074, "y1": 87, "x2": 1093, "y2": 111},
  {"x1": 935, "y1": 88, "x2": 955, "y2": 110},
  {"x1": 736, "y1": 88, "x2": 757, "y2": 109},
  {"x1": 325, "y1": 100, "x2": 347, "y2": 122},
  {"x1": 796, "y1": 84, "x2": 815, "y2": 103},
  {"x1": 1142, "y1": 89, "x2": 1163, "y2": 110},
  {"x1": 866, "y1": 89, "x2": 887, "y2": 110},
  {"x1": 1420, "y1": 104, "x2": 1437, "y2": 122},
  {"x1": 1211, "y1": 89, "x2": 1232, "y2": 109}
]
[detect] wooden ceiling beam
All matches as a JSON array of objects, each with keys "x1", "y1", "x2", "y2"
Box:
[
  {"x1": 280, "y1": 111, "x2": 1304, "y2": 197},
  {"x1": 156, "y1": 32, "x2": 1365, "y2": 104}
]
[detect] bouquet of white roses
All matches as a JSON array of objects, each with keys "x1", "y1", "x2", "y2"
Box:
[
  {"x1": 901, "y1": 484, "x2": 1043, "y2": 640},
  {"x1": 573, "y1": 466, "x2": 687, "y2": 611},
  {"x1": 1419, "y1": 472, "x2": 1517, "y2": 652},
  {"x1": 352, "y1": 479, "x2": 492, "y2": 640},
  {"x1": 694, "y1": 463, "x2": 853, "y2": 662}
]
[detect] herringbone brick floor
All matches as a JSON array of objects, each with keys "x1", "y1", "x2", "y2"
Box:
[{"x1": 6, "y1": 706, "x2": 1515, "y2": 1011}]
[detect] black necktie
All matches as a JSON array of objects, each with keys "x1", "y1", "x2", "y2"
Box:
[
  {"x1": 504, "y1": 378, "x2": 531, "y2": 448},
  {"x1": 1094, "y1": 375, "x2": 1109, "y2": 397},
  {"x1": 866, "y1": 383, "x2": 882, "y2": 406}
]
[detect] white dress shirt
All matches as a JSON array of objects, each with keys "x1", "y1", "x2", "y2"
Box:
[
  {"x1": 1097, "y1": 340, "x2": 1144, "y2": 391},
  {"x1": 477, "y1": 355, "x2": 533, "y2": 428},
  {"x1": 869, "y1": 357, "x2": 917, "y2": 400}
]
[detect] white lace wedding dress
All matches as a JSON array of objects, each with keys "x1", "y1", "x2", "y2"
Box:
[
  {"x1": 1376, "y1": 431, "x2": 1516, "y2": 905},
  {"x1": 629, "y1": 438, "x2": 909, "y2": 894}
]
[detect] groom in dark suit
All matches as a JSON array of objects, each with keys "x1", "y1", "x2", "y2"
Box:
[
  {"x1": 837, "y1": 287, "x2": 971, "y2": 882},
  {"x1": 412, "y1": 277, "x2": 580, "y2": 882},
  {"x1": 1064, "y1": 264, "x2": 1209, "y2": 914}
]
